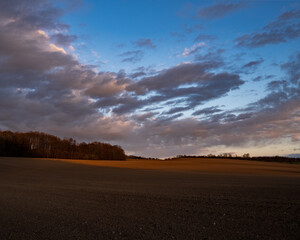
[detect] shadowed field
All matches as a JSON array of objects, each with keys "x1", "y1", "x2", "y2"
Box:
[{"x1": 0, "y1": 157, "x2": 299, "y2": 239}]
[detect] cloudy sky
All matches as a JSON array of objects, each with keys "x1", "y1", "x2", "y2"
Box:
[{"x1": 0, "y1": 0, "x2": 299, "y2": 158}]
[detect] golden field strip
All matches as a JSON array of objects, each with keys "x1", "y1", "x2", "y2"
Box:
[{"x1": 55, "y1": 157, "x2": 300, "y2": 177}]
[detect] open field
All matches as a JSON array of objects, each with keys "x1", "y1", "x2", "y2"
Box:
[
  {"x1": 59, "y1": 157, "x2": 300, "y2": 177},
  {"x1": 0, "y1": 157, "x2": 299, "y2": 239}
]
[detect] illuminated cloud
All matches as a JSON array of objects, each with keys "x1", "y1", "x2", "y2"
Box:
[
  {"x1": 37, "y1": 29, "x2": 49, "y2": 39},
  {"x1": 49, "y1": 43, "x2": 66, "y2": 54},
  {"x1": 182, "y1": 42, "x2": 205, "y2": 57}
]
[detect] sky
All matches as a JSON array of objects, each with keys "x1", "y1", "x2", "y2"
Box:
[{"x1": 0, "y1": 0, "x2": 299, "y2": 158}]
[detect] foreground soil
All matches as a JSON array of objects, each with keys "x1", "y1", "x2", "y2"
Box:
[{"x1": 0, "y1": 157, "x2": 299, "y2": 239}]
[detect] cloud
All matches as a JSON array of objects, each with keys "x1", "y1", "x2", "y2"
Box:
[
  {"x1": 127, "y1": 61, "x2": 238, "y2": 93},
  {"x1": 126, "y1": 90, "x2": 299, "y2": 157},
  {"x1": 84, "y1": 72, "x2": 130, "y2": 98},
  {"x1": 281, "y1": 51, "x2": 300, "y2": 84},
  {"x1": 192, "y1": 106, "x2": 222, "y2": 116},
  {"x1": 242, "y1": 58, "x2": 264, "y2": 68},
  {"x1": 130, "y1": 71, "x2": 147, "y2": 79},
  {"x1": 132, "y1": 112, "x2": 157, "y2": 122},
  {"x1": 194, "y1": 34, "x2": 217, "y2": 42},
  {"x1": 236, "y1": 9, "x2": 300, "y2": 47},
  {"x1": 253, "y1": 76, "x2": 262, "y2": 82},
  {"x1": 51, "y1": 33, "x2": 77, "y2": 46},
  {"x1": 183, "y1": 24, "x2": 203, "y2": 34},
  {"x1": 117, "y1": 62, "x2": 244, "y2": 114},
  {"x1": 182, "y1": 42, "x2": 205, "y2": 56},
  {"x1": 129, "y1": 66, "x2": 156, "y2": 79},
  {"x1": 266, "y1": 80, "x2": 288, "y2": 92},
  {"x1": 194, "y1": 49, "x2": 225, "y2": 65},
  {"x1": 0, "y1": 0, "x2": 138, "y2": 142},
  {"x1": 165, "y1": 107, "x2": 190, "y2": 115},
  {"x1": 93, "y1": 60, "x2": 244, "y2": 116},
  {"x1": 122, "y1": 53, "x2": 300, "y2": 156},
  {"x1": 118, "y1": 50, "x2": 144, "y2": 63},
  {"x1": 49, "y1": 43, "x2": 67, "y2": 54},
  {"x1": 253, "y1": 75, "x2": 274, "y2": 82},
  {"x1": 0, "y1": 0, "x2": 68, "y2": 31},
  {"x1": 170, "y1": 24, "x2": 205, "y2": 42},
  {"x1": 170, "y1": 31, "x2": 185, "y2": 41},
  {"x1": 197, "y1": 1, "x2": 247, "y2": 19},
  {"x1": 132, "y1": 38, "x2": 156, "y2": 49}
]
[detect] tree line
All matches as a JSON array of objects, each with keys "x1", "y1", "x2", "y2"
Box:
[
  {"x1": 0, "y1": 130, "x2": 126, "y2": 160},
  {"x1": 169, "y1": 154, "x2": 299, "y2": 164}
]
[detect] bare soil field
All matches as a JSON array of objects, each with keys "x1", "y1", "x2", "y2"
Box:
[{"x1": 0, "y1": 157, "x2": 299, "y2": 239}]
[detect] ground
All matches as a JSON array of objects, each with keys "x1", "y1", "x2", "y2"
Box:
[{"x1": 0, "y1": 157, "x2": 299, "y2": 239}]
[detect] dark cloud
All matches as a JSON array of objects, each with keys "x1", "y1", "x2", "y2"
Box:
[
  {"x1": 157, "y1": 113, "x2": 184, "y2": 123},
  {"x1": 122, "y1": 53, "x2": 300, "y2": 156},
  {"x1": 197, "y1": 1, "x2": 247, "y2": 19},
  {"x1": 267, "y1": 80, "x2": 288, "y2": 92},
  {"x1": 118, "y1": 50, "x2": 144, "y2": 63},
  {"x1": 165, "y1": 107, "x2": 190, "y2": 115},
  {"x1": 51, "y1": 33, "x2": 77, "y2": 46},
  {"x1": 170, "y1": 31, "x2": 185, "y2": 39},
  {"x1": 170, "y1": 24, "x2": 205, "y2": 42},
  {"x1": 129, "y1": 65, "x2": 157, "y2": 79},
  {"x1": 265, "y1": 75, "x2": 274, "y2": 80},
  {"x1": 84, "y1": 72, "x2": 130, "y2": 98},
  {"x1": 116, "y1": 43, "x2": 126, "y2": 48},
  {"x1": 176, "y1": 3, "x2": 194, "y2": 18},
  {"x1": 115, "y1": 62, "x2": 244, "y2": 114},
  {"x1": 127, "y1": 61, "x2": 235, "y2": 93},
  {"x1": 132, "y1": 112, "x2": 157, "y2": 122},
  {"x1": 253, "y1": 76, "x2": 262, "y2": 82},
  {"x1": 250, "y1": 91, "x2": 288, "y2": 109},
  {"x1": 194, "y1": 34, "x2": 217, "y2": 42},
  {"x1": 132, "y1": 94, "x2": 298, "y2": 157},
  {"x1": 0, "y1": 0, "x2": 68, "y2": 31},
  {"x1": 281, "y1": 52, "x2": 300, "y2": 84},
  {"x1": 192, "y1": 106, "x2": 222, "y2": 116},
  {"x1": 92, "y1": 60, "x2": 244, "y2": 116},
  {"x1": 236, "y1": 9, "x2": 300, "y2": 47},
  {"x1": 130, "y1": 71, "x2": 147, "y2": 79},
  {"x1": 132, "y1": 38, "x2": 156, "y2": 49},
  {"x1": 266, "y1": 9, "x2": 300, "y2": 28},
  {"x1": 170, "y1": 32, "x2": 188, "y2": 42},
  {"x1": 183, "y1": 24, "x2": 203, "y2": 34},
  {"x1": 242, "y1": 58, "x2": 264, "y2": 68},
  {"x1": 194, "y1": 49, "x2": 225, "y2": 65},
  {"x1": 249, "y1": 53, "x2": 299, "y2": 109},
  {"x1": 253, "y1": 75, "x2": 274, "y2": 82}
]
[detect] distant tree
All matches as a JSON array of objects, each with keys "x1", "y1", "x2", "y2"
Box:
[
  {"x1": 243, "y1": 153, "x2": 250, "y2": 158},
  {"x1": 0, "y1": 130, "x2": 126, "y2": 160}
]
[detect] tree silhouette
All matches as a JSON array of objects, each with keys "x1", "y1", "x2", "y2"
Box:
[{"x1": 0, "y1": 130, "x2": 126, "y2": 160}]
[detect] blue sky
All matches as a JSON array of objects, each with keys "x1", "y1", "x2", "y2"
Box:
[
  {"x1": 62, "y1": 0, "x2": 298, "y2": 70},
  {"x1": 0, "y1": 0, "x2": 299, "y2": 157}
]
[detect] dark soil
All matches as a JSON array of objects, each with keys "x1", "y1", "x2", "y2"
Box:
[{"x1": 0, "y1": 157, "x2": 299, "y2": 239}]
